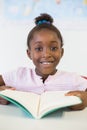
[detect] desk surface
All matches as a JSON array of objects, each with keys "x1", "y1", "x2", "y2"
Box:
[{"x1": 0, "y1": 104, "x2": 87, "y2": 130}]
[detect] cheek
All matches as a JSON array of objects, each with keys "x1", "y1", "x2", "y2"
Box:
[
  {"x1": 31, "y1": 53, "x2": 40, "y2": 61},
  {"x1": 54, "y1": 52, "x2": 62, "y2": 59},
  {"x1": 53, "y1": 53, "x2": 62, "y2": 64}
]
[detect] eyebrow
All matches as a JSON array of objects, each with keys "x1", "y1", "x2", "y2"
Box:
[
  {"x1": 50, "y1": 40, "x2": 59, "y2": 43},
  {"x1": 34, "y1": 40, "x2": 59, "y2": 43},
  {"x1": 34, "y1": 41, "x2": 42, "y2": 44}
]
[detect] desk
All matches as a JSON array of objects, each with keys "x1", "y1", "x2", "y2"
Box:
[{"x1": 0, "y1": 104, "x2": 87, "y2": 130}]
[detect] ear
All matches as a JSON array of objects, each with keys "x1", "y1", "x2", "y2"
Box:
[
  {"x1": 61, "y1": 48, "x2": 64, "y2": 58},
  {"x1": 26, "y1": 49, "x2": 32, "y2": 60}
]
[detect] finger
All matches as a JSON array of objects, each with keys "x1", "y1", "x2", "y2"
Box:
[
  {"x1": 6, "y1": 87, "x2": 16, "y2": 90},
  {"x1": 0, "y1": 86, "x2": 15, "y2": 91},
  {"x1": 69, "y1": 104, "x2": 85, "y2": 110},
  {"x1": 65, "y1": 91, "x2": 81, "y2": 97},
  {"x1": 0, "y1": 99, "x2": 10, "y2": 105}
]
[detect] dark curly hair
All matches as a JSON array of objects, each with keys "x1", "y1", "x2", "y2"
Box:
[{"x1": 27, "y1": 13, "x2": 63, "y2": 48}]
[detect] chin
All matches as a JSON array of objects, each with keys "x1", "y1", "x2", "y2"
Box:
[{"x1": 42, "y1": 70, "x2": 55, "y2": 75}]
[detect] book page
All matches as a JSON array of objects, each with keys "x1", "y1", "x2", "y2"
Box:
[
  {"x1": 0, "y1": 90, "x2": 40, "y2": 118},
  {"x1": 39, "y1": 91, "x2": 82, "y2": 118}
]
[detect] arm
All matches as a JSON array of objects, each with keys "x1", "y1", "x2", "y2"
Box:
[
  {"x1": 0, "y1": 75, "x2": 15, "y2": 89},
  {"x1": 65, "y1": 90, "x2": 87, "y2": 110},
  {"x1": 0, "y1": 75, "x2": 5, "y2": 86},
  {"x1": 0, "y1": 75, "x2": 15, "y2": 105}
]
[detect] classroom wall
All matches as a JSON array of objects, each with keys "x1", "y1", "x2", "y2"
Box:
[
  {"x1": 0, "y1": 21, "x2": 87, "y2": 76},
  {"x1": 0, "y1": 0, "x2": 87, "y2": 76}
]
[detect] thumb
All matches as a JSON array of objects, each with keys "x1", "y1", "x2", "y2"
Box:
[
  {"x1": 0, "y1": 86, "x2": 15, "y2": 91},
  {"x1": 6, "y1": 86, "x2": 16, "y2": 90}
]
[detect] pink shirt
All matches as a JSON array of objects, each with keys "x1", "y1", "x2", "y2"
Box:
[{"x1": 2, "y1": 67, "x2": 87, "y2": 94}]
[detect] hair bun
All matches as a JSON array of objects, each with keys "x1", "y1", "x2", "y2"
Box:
[{"x1": 35, "y1": 13, "x2": 53, "y2": 25}]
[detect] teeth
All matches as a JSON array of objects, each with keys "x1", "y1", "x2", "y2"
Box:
[
  {"x1": 41, "y1": 62, "x2": 53, "y2": 64},
  {"x1": 43, "y1": 62, "x2": 50, "y2": 64}
]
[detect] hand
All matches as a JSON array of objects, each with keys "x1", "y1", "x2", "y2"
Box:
[
  {"x1": 0, "y1": 86, "x2": 15, "y2": 105},
  {"x1": 0, "y1": 96, "x2": 10, "y2": 105},
  {"x1": 65, "y1": 90, "x2": 87, "y2": 110},
  {"x1": 0, "y1": 86, "x2": 15, "y2": 91}
]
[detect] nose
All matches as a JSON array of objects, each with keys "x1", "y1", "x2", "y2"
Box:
[{"x1": 42, "y1": 48, "x2": 51, "y2": 58}]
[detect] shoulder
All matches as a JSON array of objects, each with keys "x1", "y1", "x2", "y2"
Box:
[
  {"x1": 55, "y1": 70, "x2": 78, "y2": 76},
  {"x1": 13, "y1": 67, "x2": 35, "y2": 76},
  {"x1": 2, "y1": 67, "x2": 35, "y2": 78},
  {"x1": 55, "y1": 70, "x2": 83, "y2": 79},
  {"x1": 56, "y1": 70, "x2": 87, "y2": 83}
]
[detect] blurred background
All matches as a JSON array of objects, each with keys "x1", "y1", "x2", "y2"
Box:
[{"x1": 0, "y1": 0, "x2": 87, "y2": 76}]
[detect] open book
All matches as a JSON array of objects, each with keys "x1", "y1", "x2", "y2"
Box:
[{"x1": 0, "y1": 90, "x2": 82, "y2": 119}]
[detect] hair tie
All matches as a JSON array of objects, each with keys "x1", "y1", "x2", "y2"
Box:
[{"x1": 37, "y1": 20, "x2": 50, "y2": 25}]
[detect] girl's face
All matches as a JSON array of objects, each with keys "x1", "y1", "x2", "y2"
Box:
[{"x1": 27, "y1": 29, "x2": 64, "y2": 78}]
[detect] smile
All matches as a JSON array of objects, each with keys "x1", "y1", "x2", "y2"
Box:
[{"x1": 40, "y1": 61, "x2": 54, "y2": 64}]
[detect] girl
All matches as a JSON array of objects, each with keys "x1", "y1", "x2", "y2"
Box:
[{"x1": 0, "y1": 13, "x2": 87, "y2": 110}]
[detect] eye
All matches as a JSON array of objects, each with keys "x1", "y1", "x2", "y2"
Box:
[
  {"x1": 35, "y1": 47, "x2": 43, "y2": 51},
  {"x1": 51, "y1": 46, "x2": 58, "y2": 51}
]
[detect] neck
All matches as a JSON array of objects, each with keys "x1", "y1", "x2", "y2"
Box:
[
  {"x1": 41, "y1": 75, "x2": 49, "y2": 83},
  {"x1": 35, "y1": 68, "x2": 57, "y2": 83}
]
